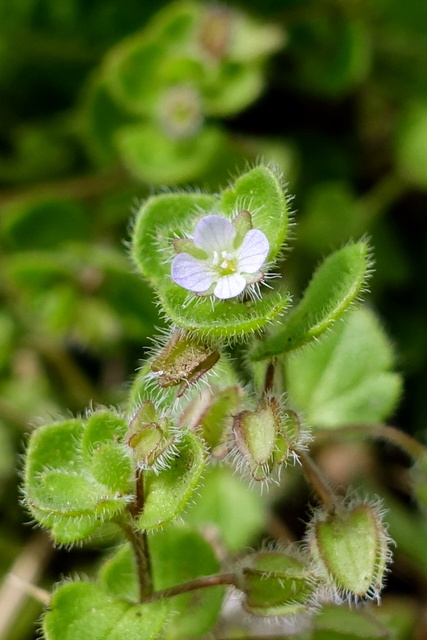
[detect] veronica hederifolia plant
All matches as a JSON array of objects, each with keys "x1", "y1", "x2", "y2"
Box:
[{"x1": 21, "y1": 162, "x2": 417, "y2": 640}]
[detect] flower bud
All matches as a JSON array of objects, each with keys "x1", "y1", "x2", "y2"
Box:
[
  {"x1": 151, "y1": 330, "x2": 220, "y2": 395},
  {"x1": 126, "y1": 402, "x2": 176, "y2": 471},
  {"x1": 233, "y1": 398, "x2": 304, "y2": 481},
  {"x1": 306, "y1": 501, "x2": 392, "y2": 600},
  {"x1": 236, "y1": 550, "x2": 317, "y2": 616}
]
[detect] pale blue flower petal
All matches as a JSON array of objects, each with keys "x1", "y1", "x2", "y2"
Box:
[
  {"x1": 213, "y1": 274, "x2": 246, "y2": 299},
  {"x1": 237, "y1": 229, "x2": 269, "y2": 274},
  {"x1": 193, "y1": 215, "x2": 235, "y2": 252},
  {"x1": 171, "y1": 253, "x2": 215, "y2": 292}
]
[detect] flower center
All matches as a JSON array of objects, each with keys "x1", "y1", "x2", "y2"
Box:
[{"x1": 212, "y1": 250, "x2": 237, "y2": 276}]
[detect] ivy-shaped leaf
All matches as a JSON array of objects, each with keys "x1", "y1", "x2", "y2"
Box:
[
  {"x1": 43, "y1": 582, "x2": 169, "y2": 640},
  {"x1": 24, "y1": 411, "x2": 134, "y2": 544},
  {"x1": 285, "y1": 307, "x2": 402, "y2": 428},
  {"x1": 138, "y1": 430, "x2": 205, "y2": 531},
  {"x1": 100, "y1": 525, "x2": 223, "y2": 639},
  {"x1": 251, "y1": 241, "x2": 372, "y2": 359}
]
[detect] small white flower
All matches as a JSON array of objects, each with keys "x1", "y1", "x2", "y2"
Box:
[{"x1": 171, "y1": 214, "x2": 269, "y2": 300}]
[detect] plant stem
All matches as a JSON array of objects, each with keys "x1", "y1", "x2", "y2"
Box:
[
  {"x1": 142, "y1": 573, "x2": 237, "y2": 604},
  {"x1": 298, "y1": 450, "x2": 338, "y2": 514},
  {"x1": 263, "y1": 360, "x2": 275, "y2": 394},
  {"x1": 315, "y1": 423, "x2": 426, "y2": 461},
  {"x1": 123, "y1": 467, "x2": 153, "y2": 601}
]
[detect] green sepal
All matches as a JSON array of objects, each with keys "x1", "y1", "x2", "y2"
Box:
[
  {"x1": 24, "y1": 412, "x2": 133, "y2": 544},
  {"x1": 309, "y1": 504, "x2": 390, "y2": 597},
  {"x1": 233, "y1": 398, "x2": 297, "y2": 481},
  {"x1": 138, "y1": 430, "x2": 205, "y2": 531},
  {"x1": 43, "y1": 582, "x2": 169, "y2": 640},
  {"x1": 159, "y1": 284, "x2": 290, "y2": 339},
  {"x1": 173, "y1": 237, "x2": 206, "y2": 259},
  {"x1": 237, "y1": 551, "x2": 316, "y2": 616},
  {"x1": 220, "y1": 164, "x2": 289, "y2": 262},
  {"x1": 151, "y1": 330, "x2": 220, "y2": 393},
  {"x1": 116, "y1": 123, "x2": 226, "y2": 184},
  {"x1": 99, "y1": 524, "x2": 223, "y2": 639},
  {"x1": 251, "y1": 241, "x2": 372, "y2": 359},
  {"x1": 286, "y1": 307, "x2": 402, "y2": 428},
  {"x1": 312, "y1": 604, "x2": 389, "y2": 639}
]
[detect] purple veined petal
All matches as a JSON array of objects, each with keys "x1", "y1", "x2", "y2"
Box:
[
  {"x1": 171, "y1": 253, "x2": 215, "y2": 293},
  {"x1": 213, "y1": 274, "x2": 246, "y2": 299},
  {"x1": 193, "y1": 215, "x2": 236, "y2": 252},
  {"x1": 237, "y1": 229, "x2": 269, "y2": 274}
]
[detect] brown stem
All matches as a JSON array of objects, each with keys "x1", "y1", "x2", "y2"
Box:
[
  {"x1": 142, "y1": 573, "x2": 237, "y2": 604},
  {"x1": 263, "y1": 360, "x2": 275, "y2": 395},
  {"x1": 123, "y1": 467, "x2": 153, "y2": 601},
  {"x1": 298, "y1": 450, "x2": 338, "y2": 514},
  {"x1": 315, "y1": 423, "x2": 426, "y2": 461}
]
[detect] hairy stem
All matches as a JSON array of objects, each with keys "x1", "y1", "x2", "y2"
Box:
[
  {"x1": 142, "y1": 573, "x2": 237, "y2": 604},
  {"x1": 123, "y1": 467, "x2": 153, "y2": 601},
  {"x1": 298, "y1": 450, "x2": 338, "y2": 514},
  {"x1": 315, "y1": 423, "x2": 426, "y2": 461}
]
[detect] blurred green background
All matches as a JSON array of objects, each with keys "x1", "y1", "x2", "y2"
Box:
[{"x1": 0, "y1": 0, "x2": 426, "y2": 638}]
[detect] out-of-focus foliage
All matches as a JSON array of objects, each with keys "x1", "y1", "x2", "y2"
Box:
[{"x1": 0, "y1": 0, "x2": 426, "y2": 638}]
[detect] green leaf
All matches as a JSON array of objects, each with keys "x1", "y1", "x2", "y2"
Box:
[
  {"x1": 313, "y1": 604, "x2": 389, "y2": 639},
  {"x1": 116, "y1": 123, "x2": 226, "y2": 185},
  {"x1": 100, "y1": 525, "x2": 223, "y2": 639},
  {"x1": 24, "y1": 411, "x2": 134, "y2": 544},
  {"x1": 286, "y1": 307, "x2": 402, "y2": 428},
  {"x1": 151, "y1": 526, "x2": 223, "y2": 639},
  {"x1": 43, "y1": 582, "x2": 169, "y2": 640},
  {"x1": 1, "y1": 197, "x2": 89, "y2": 251},
  {"x1": 395, "y1": 101, "x2": 427, "y2": 188},
  {"x1": 220, "y1": 164, "x2": 290, "y2": 262},
  {"x1": 203, "y1": 62, "x2": 265, "y2": 116},
  {"x1": 158, "y1": 284, "x2": 290, "y2": 339},
  {"x1": 184, "y1": 466, "x2": 266, "y2": 551},
  {"x1": 80, "y1": 75, "x2": 135, "y2": 167},
  {"x1": 138, "y1": 431, "x2": 205, "y2": 531},
  {"x1": 251, "y1": 241, "x2": 372, "y2": 359}
]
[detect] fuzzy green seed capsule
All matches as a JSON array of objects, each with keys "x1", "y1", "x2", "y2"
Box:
[
  {"x1": 307, "y1": 502, "x2": 392, "y2": 599},
  {"x1": 237, "y1": 551, "x2": 317, "y2": 616},
  {"x1": 126, "y1": 402, "x2": 175, "y2": 470}
]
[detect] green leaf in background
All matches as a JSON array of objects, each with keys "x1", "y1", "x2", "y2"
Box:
[
  {"x1": 1, "y1": 197, "x2": 89, "y2": 251},
  {"x1": 100, "y1": 525, "x2": 223, "y2": 639},
  {"x1": 289, "y1": 15, "x2": 371, "y2": 96},
  {"x1": 312, "y1": 604, "x2": 389, "y2": 639},
  {"x1": 24, "y1": 411, "x2": 133, "y2": 544},
  {"x1": 80, "y1": 75, "x2": 136, "y2": 167},
  {"x1": 43, "y1": 582, "x2": 169, "y2": 640},
  {"x1": 184, "y1": 465, "x2": 266, "y2": 551},
  {"x1": 395, "y1": 101, "x2": 427, "y2": 188},
  {"x1": 252, "y1": 241, "x2": 372, "y2": 360},
  {"x1": 138, "y1": 430, "x2": 205, "y2": 531},
  {"x1": 116, "y1": 123, "x2": 226, "y2": 185},
  {"x1": 286, "y1": 307, "x2": 402, "y2": 428}
]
